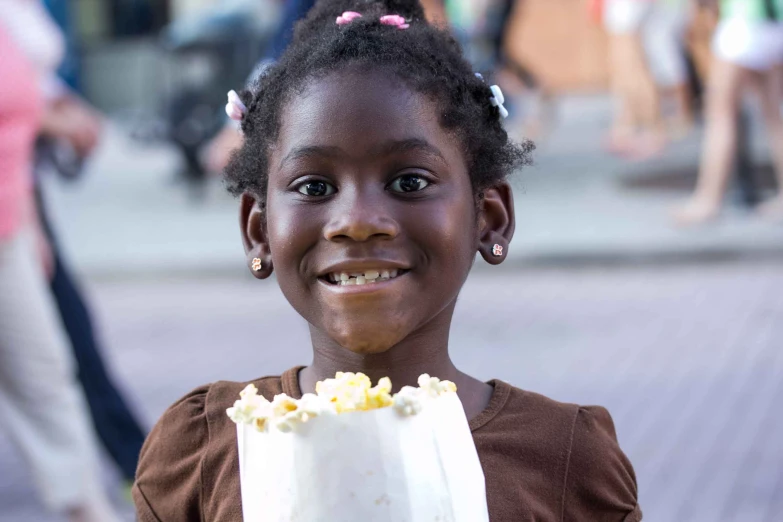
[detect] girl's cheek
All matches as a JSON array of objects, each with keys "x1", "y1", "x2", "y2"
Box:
[{"x1": 267, "y1": 195, "x2": 324, "y2": 271}]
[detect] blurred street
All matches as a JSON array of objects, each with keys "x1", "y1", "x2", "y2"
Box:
[{"x1": 1, "y1": 263, "x2": 782, "y2": 521}]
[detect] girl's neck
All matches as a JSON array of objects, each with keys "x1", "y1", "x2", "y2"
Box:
[
  {"x1": 298, "y1": 312, "x2": 494, "y2": 420},
  {"x1": 300, "y1": 321, "x2": 459, "y2": 394}
]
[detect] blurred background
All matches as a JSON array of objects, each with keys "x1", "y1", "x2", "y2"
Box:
[{"x1": 0, "y1": 0, "x2": 782, "y2": 521}]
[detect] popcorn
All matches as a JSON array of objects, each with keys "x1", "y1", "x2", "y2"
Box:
[
  {"x1": 270, "y1": 394, "x2": 302, "y2": 433},
  {"x1": 227, "y1": 373, "x2": 457, "y2": 432},
  {"x1": 365, "y1": 377, "x2": 394, "y2": 410},
  {"x1": 393, "y1": 386, "x2": 424, "y2": 416},
  {"x1": 227, "y1": 384, "x2": 273, "y2": 429},
  {"x1": 417, "y1": 374, "x2": 457, "y2": 398},
  {"x1": 316, "y1": 372, "x2": 376, "y2": 413},
  {"x1": 297, "y1": 392, "x2": 336, "y2": 421}
]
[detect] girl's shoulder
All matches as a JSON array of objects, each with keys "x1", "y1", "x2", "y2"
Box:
[
  {"x1": 483, "y1": 381, "x2": 634, "y2": 478},
  {"x1": 142, "y1": 373, "x2": 290, "y2": 441},
  {"x1": 133, "y1": 370, "x2": 299, "y2": 522},
  {"x1": 482, "y1": 380, "x2": 623, "y2": 443},
  {"x1": 478, "y1": 381, "x2": 641, "y2": 521}
]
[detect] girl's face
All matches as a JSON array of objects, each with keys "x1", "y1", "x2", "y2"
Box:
[{"x1": 245, "y1": 69, "x2": 502, "y2": 355}]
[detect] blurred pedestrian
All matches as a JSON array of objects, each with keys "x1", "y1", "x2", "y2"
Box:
[
  {"x1": 0, "y1": 6, "x2": 121, "y2": 522},
  {"x1": 643, "y1": 0, "x2": 695, "y2": 137},
  {"x1": 602, "y1": 0, "x2": 667, "y2": 158},
  {"x1": 674, "y1": 0, "x2": 783, "y2": 225},
  {"x1": 35, "y1": 0, "x2": 148, "y2": 489}
]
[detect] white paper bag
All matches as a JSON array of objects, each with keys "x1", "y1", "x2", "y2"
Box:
[{"x1": 236, "y1": 393, "x2": 489, "y2": 522}]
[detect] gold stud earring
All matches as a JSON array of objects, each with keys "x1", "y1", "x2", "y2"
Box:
[{"x1": 251, "y1": 258, "x2": 263, "y2": 271}]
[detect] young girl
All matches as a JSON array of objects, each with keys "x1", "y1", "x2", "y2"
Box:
[{"x1": 132, "y1": 1, "x2": 642, "y2": 520}]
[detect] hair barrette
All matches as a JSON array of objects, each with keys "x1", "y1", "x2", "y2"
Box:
[
  {"x1": 226, "y1": 90, "x2": 247, "y2": 121},
  {"x1": 489, "y1": 85, "x2": 508, "y2": 119},
  {"x1": 379, "y1": 14, "x2": 409, "y2": 29},
  {"x1": 474, "y1": 74, "x2": 509, "y2": 119},
  {"x1": 336, "y1": 11, "x2": 363, "y2": 25}
]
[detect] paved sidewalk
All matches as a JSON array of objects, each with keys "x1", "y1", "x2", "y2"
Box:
[
  {"x1": 39, "y1": 94, "x2": 783, "y2": 279},
  {"x1": 0, "y1": 264, "x2": 781, "y2": 521}
]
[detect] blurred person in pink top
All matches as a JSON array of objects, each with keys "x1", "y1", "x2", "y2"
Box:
[
  {"x1": 0, "y1": 5, "x2": 122, "y2": 522},
  {"x1": 29, "y1": 0, "x2": 149, "y2": 492}
]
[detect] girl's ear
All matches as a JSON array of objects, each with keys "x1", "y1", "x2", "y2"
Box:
[
  {"x1": 477, "y1": 181, "x2": 515, "y2": 265},
  {"x1": 240, "y1": 192, "x2": 274, "y2": 279}
]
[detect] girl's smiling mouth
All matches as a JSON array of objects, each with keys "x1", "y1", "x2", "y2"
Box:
[
  {"x1": 325, "y1": 268, "x2": 407, "y2": 286},
  {"x1": 317, "y1": 261, "x2": 411, "y2": 292}
]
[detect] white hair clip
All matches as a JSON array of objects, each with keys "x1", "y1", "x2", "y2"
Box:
[
  {"x1": 489, "y1": 85, "x2": 509, "y2": 119},
  {"x1": 225, "y1": 90, "x2": 247, "y2": 121},
  {"x1": 475, "y1": 74, "x2": 508, "y2": 119}
]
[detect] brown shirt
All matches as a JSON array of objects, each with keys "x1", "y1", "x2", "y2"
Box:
[{"x1": 133, "y1": 367, "x2": 642, "y2": 522}]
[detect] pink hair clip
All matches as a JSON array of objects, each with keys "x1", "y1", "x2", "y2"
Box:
[
  {"x1": 336, "y1": 11, "x2": 362, "y2": 25},
  {"x1": 379, "y1": 14, "x2": 409, "y2": 29},
  {"x1": 225, "y1": 90, "x2": 247, "y2": 121}
]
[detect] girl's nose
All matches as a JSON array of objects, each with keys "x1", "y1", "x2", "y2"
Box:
[{"x1": 323, "y1": 191, "x2": 400, "y2": 242}]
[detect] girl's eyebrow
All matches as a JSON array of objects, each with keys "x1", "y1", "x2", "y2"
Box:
[
  {"x1": 371, "y1": 138, "x2": 448, "y2": 167},
  {"x1": 279, "y1": 145, "x2": 344, "y2": 169},
  {"x1": 278, "y1": 138, "x2": 447, "y2": 169}
]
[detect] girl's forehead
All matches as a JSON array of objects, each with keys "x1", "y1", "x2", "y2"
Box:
[{"x1": 272, "y1": 69, "x2": 464, "y2": 168}]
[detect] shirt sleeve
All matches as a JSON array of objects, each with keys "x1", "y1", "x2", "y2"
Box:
[
  {"x1": 562, "y1": 406, "x2": 643, "y2": 522},
  {"x1": 132, "y1": 385, "x2": 211, "y2": 522}
]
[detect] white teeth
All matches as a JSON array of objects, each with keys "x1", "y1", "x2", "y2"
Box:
[{"x1": 332, "y1": 268, "x2": 405, "y2": 286}]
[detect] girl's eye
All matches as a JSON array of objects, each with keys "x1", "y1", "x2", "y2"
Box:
[
  {"x1": 389, "y1": 174, "x2": 430, "y2": 193},
  {"x1": 297, "y1": 180, "x2": 336, "y2": 197}
]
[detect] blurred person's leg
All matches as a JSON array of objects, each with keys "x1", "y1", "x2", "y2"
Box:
[
  {"x1": 607, "y1": 33, "x2": 637, "y2": 145},
  {"x1": 674, "y1": 58, "x2": 744, "y2": 224},
  {"x1": 675, "y1": 17, "x2": 782, "y2": 225},
  {"x1": 0, "y1": 228, "x2": 121, "y2": 522},
  {"x1": 35, "y1": 186, "x2": 146, "y2": 483},
  {"x1": 628, "y1": 32, "x2": 665, "y2": 149},
  {"x1": 755, "y1": 65, "x2": 783, "y2": 218},
  {"x1": 643, "y1": 0, "x2": 693, "y2": 137},
  {"x1": 604, "y1": 0, "x2": 664, "y2": 157}
]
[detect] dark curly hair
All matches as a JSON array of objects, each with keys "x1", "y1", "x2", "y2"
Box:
[{"x1": 224, "y1": 0, "x2": 533, "y2": 216}]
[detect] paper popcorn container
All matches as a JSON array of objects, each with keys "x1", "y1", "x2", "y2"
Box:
[{"x1": 236, "y1": 392, "x2": 489, "y2": 522}]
